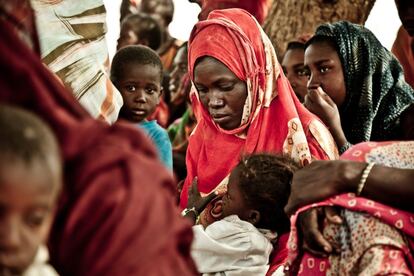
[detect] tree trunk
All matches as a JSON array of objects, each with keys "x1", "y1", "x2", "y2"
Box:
[{"x1": 263, "y1": 0, "x2": 376, "y2": 57}]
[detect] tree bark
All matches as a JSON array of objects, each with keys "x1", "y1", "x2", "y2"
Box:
[{"x1": 263, "y1": 0, "x2": 376, "y2": 57}]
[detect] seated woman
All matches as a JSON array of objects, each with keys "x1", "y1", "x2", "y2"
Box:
[
  {"x1": 285, "y1": 141, "x2": 414, "y2": 275},
  {"x1": 180, "y1": 8, "x2": 337, "y2": 212},
  {"x1": 304, "y1": 21, "x2": 414, "y2": 154},
  {"x1": 180, "y1": 11, "x2": 337, "y2": 273}
]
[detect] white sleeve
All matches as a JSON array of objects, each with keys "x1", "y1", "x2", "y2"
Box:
[{"x1": 191, "y1": 218, "x2": 271, "y2": 275}]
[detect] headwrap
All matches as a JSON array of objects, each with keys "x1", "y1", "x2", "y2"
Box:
[
  {"x1": 199, "y1": 0, "x2": 269, "y2": 24},
  {"x1": 0, "y1": 3, "x2": 197, "y2": 276},
  {"x1": 314, "y1": 21, "x2": 414, "y2": 144},
  {"x1": 181, "y1": 8, "x2": 337, "y2": 207}
]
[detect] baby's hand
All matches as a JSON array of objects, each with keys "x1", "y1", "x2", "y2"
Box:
[{"x1": 187, "y1": 177, "x2": 218, "y2": 214}]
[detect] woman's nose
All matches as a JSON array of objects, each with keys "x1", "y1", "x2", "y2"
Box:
[
  {"x1": 208, "y1": 92, "x2": 224, "y2": 108},
  {"x1": 307, "y1": 73, "x2": 320, "y2": 90}
]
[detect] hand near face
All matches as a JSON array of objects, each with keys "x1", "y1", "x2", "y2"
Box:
[
  {"x1": 187, "y1": 177, "x2": 218, "y2": 214},
  {"x1": 304, "y1": 87, "x2": 347, "y2": 147}
]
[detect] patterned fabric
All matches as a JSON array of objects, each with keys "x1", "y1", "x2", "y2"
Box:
[
  {"x1": 168, "y1": 108, "x2": 196, "y2": 155},
  {"x1": 314, "y1": 21, "x2": 414, "y2": 144},
  {"x1": 181, "y1": 9, "x2": 338, "y2": 210},
  {"x1": 392, "y1": 26, "x2": 414, "y2": 89},
  {"x1": 287, "y1": 141, "x2": 414, "y2": 275},
  {"x1": 31, "y1": 0, "x2": 123, "y2": 123}
]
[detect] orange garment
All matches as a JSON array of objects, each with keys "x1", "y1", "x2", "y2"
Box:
[{"x1": 392, "y1": 26, "x2": 414, "y2": 88}]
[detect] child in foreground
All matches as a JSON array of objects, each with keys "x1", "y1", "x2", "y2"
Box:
[
  {"x1": 0, "y1": 105, "x2": 61, "y2": 276},
  {"x1": 184, "y1": 154, "x2": 296, "y2": 275},
  {"x1": 111, "y1": 45, "x2": 173, "y2": 171}
]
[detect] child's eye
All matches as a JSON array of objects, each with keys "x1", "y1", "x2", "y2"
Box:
[
  {"x1": 145, "y1": 87, "x2": 156, "y2": 94},
  {"x1": 297, "y1": 68, "x2": 309, "y2": 77},
  {"x1": 25, "y1": 212, "x2": 47, "y2": 228},
  {"x1": 126, "y1": 85, "x2": 136, "y2": 92}
]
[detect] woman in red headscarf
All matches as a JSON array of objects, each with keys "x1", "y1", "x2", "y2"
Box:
[{"x1": 180, "y1": 8, "x2": 337, "y2": 272}]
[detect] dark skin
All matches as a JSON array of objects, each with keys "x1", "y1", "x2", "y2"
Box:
[{"x1": 285, "y1": 160, "x2": 414, "y2": 255}]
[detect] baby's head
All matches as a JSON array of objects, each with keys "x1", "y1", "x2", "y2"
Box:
[
  {"x1": 0, "y1": 105, "x2": 62, "y2": 274},
  {"x1": 222, "y1": 154, "x2": 299, "y2": 234},
  {"x1": 117, "y1": 12, "x2": 162, "y2": 51},
  {"x1": 111, "y1": 45, "x2": 164, "y2": 123}
]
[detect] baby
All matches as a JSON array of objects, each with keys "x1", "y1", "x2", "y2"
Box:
[
  {"x1": 0, "y1": 105, "x2": 61, "y2": 276},
  {"x1": 184, "y1": 154, "x2": 297, "y2": 275}
]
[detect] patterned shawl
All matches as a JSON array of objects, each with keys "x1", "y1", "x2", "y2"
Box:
[
  {"x1": 180, "y1": 9, "x2": 338, "y2": 208},
  {"x1": 314, "y1": 21, "x2": 414, "y2": 144},
  {"x1": 287, "y1": 141, "x2": 414, "y2": 275}
]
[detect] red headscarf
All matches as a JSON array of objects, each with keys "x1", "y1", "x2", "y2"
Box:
[
  {"x1": 199, "y1": 0, "x2": 269, "y2": 24},
  {"x1": 180, "y1": 9, "x2": 337, "y2": 209},
  {"x1": 0, "y1": 3, "x2": 197, "y2": 276}
]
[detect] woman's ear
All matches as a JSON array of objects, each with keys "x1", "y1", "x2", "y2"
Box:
[{"x1": 247, "y1": 209, "x2": 261, "y2": 225}]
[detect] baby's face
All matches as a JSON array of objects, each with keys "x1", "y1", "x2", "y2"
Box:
[{"x1": 0, "y1": 161, "x2": 59, "y2": 275}]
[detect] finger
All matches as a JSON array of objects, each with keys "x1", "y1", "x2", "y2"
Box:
[
  {"x1": 190, "y1": 177, "x2": 199, "y2": 194},
  {"x1": 324, "y1": 206, "x2": 343, "y2": 224},
  {"x1": 302, "y1": 241, "x2": 328, "y2": 258},
  {"x1": 300, "y1": 209, "x2": 333, "y2": 253},
  {"x1": 199, "y1": 192, "x2": 219, "y2": 210}
]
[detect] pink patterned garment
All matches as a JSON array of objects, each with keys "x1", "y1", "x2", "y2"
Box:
[{"x1": 287, "y1": 141, "x2": 414, "y2": 275}]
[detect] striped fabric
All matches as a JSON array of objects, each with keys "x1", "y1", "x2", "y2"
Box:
[{"x1": 31, "y1": 0, "x2": 123, "y2": 123}]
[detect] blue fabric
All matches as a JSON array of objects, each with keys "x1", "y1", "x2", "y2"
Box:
[{"x1": 139, "y1": 120, "x2": 173, "y2": 171}]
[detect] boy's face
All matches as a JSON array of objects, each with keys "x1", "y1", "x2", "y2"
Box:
[
  {"x1": 0, "y1": 161, "x2": 59, "y2": 275},
  {"x1": 169, "y1": 47, "x2": 188, "y2": 99},
  {"x1": 118, "y1": 63, "x2": 162, "y2": 123},
  {"x1": 221, "y1": 166, "x2": 253, "y2": 221}
]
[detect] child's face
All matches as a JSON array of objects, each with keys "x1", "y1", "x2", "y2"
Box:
[
  {"x1": 0, "y1": 161, "x2": 59, "y2": 274},
  {"x1": 221, "y1": 166, "x2": 253, "y2": 221},
  {"x1": 304, "y1": 41, "x2": 346, "y2": 107},
  {"x1": 118, "y1": 63, "x2": 162, "y2": 123},
  {"x1": 282, "y1": 48, "x2": 308, "y2": 103}
]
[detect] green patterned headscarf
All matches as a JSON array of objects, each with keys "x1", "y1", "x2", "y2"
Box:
[{"x1": 314, "y1": 21, "x2": 414, "y2": 144}]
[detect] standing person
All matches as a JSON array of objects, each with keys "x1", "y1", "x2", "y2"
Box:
[
  {"x1": 111, "y1": 45, "x2": 173, "y2": 171},
  {"x1": 30, "y1": 0, "x2": 123, "y2": 123},
  {"x1": 281, "y1": 41, "x2": 308, "y2": 103},
  {"x1": 140, "y1": 0, "x2": 182, "y2": 71},
  {"x1": 304, "y1": 21, "x2": 414, "y2": 154},
  {"x1": 0, "y1": 2, "x2": 197, "y2": 275},
  {"x1": 0, "y1": 105, "x2": 62, "y2": 276},
  {"x1": 180, "y1": 9, "x2": 337, "y2": 223}
]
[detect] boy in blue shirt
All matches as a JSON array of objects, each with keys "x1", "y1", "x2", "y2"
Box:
[{"x1": 111, "y1": 45, "x2": 172, "y2": 170}]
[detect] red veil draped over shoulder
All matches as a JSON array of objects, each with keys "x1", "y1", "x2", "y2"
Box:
[
  {"x1": 180, "y1": 9, "x2": 337, "y2": 208},
  {"x1": 0, "y1": 2, "x2": 197, "y2": 275}
]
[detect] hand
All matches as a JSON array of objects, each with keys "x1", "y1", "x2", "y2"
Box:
[
  {"x1": 304, "y1": 87, "x2": 346, "y2": 147},
  {"x1": 297, "y1": 207, "x2": 342, "y2": 257},
  {"x1": 187, "y1": 177, "x2": 218, "y2": 214},
  {"x1": 285, "y1": 160, "x2": 364, "y2": 216}
]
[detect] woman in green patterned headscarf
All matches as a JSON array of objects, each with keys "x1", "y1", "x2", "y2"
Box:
[{"x1": 304, "y1": 21, "x2": 414, "y2": 154}]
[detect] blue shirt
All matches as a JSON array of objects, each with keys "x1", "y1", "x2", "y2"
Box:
[{"x1": 139, "y1": 120, "x2": 173, "y2": 171}]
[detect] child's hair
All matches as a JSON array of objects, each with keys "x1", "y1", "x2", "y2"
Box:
[
  {"x1": 121, "y1": 13, "x2": 162, "y2": 50},
  {"x1": 286, "y1": 41, "x2": 305, "y2": 52},
  {"x1": 237, "y1": 153, "x2": 300, "y2": 233},
  {"x1": 111, "y1": 45, "x2": 164, "y2": 85},
  {"x1": 0, "y1": 104, "x2": 62, "y2": 184}
]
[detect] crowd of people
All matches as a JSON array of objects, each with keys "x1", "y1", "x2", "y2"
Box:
[{"x1": 0, "y1": 0, "x2": 413, "y2": 275}]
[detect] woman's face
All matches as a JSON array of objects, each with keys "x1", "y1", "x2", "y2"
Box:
[
  {"x1": 304, "y1": 41, "x2": 346, "y2": 107},
  {"x1": 194, "y1": 57, "x2": 248, "y2": 130}
]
